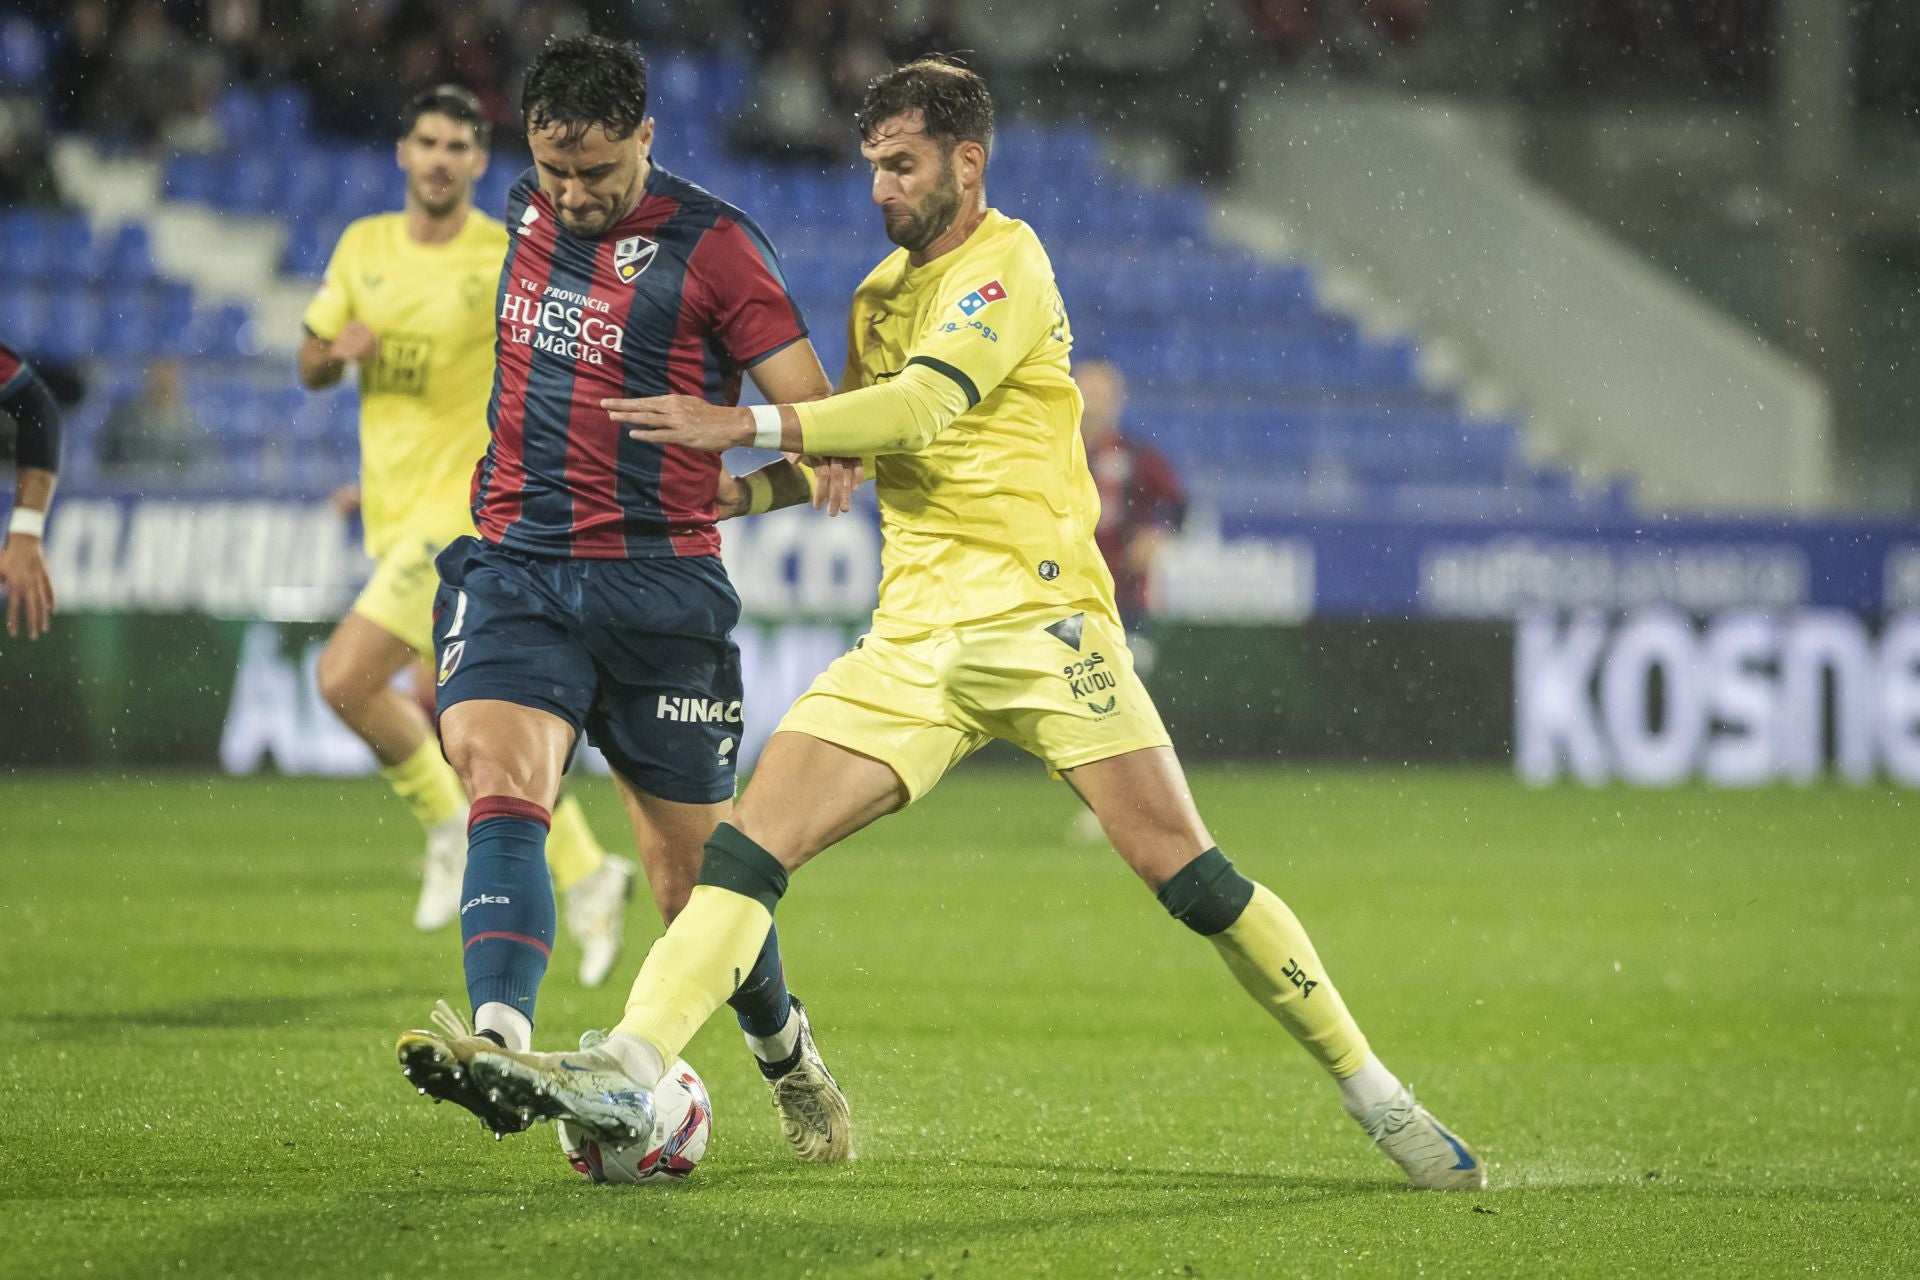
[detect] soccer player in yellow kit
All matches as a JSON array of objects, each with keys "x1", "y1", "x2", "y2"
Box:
[
  {"x1": 468, "y1": 58, "x2": 1485, "y2": 1189},
  {"x1": 299, "y1": 86, "x2": 632, "y2": 983}
]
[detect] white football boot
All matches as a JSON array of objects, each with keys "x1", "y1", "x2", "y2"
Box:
[
  {"x1": 563, "y1": 854, "x2": 636, "y2": 987},
  {"x1": 758, "y1": 998, "x2": 854, "y2": 1163},
  {"x1": 467, "y1": 1040, "x2": 657, "y2": 1145},
  {"x1": 395, "y1": 999, "x2": 532, "y2": 1137},
  {"x1": 1359, "y1": 1086, "x2": 1486, "y2": 1190},
  {"x1": 413, "y1": 809, "x2": 468, "y2": 931}
]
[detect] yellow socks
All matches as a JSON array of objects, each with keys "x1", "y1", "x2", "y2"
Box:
[
  {"x1": 546, "y1": 793, "x2": 607, "y2": 892},
  {"x1": 614, "y1": 824, "x2": 788, "y2": 1063},
  {"x1": 1159, "y1": 849, "x2": 1370, "y2": 1078},
  {"x1": 379, "y1": 738, "x2": 465, "y2": 830}
]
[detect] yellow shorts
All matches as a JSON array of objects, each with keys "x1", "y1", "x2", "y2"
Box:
[
  {"x1": 350, "y1": 537, "x2": 448, "y2": 657},
  {"x1": 777, "y1": 608, "x2": 1173, "y2": 802}
]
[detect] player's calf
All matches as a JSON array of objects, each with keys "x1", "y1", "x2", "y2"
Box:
[{"x1": 1158, "y1": 846, "x2": 1486, "y2": 1189}]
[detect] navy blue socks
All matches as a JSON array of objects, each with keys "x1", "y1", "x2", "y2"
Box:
[{"x1": 461, "y1": 796, "x2": 556, "y2": 1033}]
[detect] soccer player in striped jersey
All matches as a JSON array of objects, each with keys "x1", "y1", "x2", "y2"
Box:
[
  {"x1": 467, "y1": 57, "x2": 1486, "y2": 1191},
  {"x1": 396, "y1": 37, "x2": 860, "y2": 1163},
  {"x1": 299, "y1": 86, "x2": 631, "y2": 980},
  {"x1": 0, "y1": 339, "x2": 60, "y2": 640}
]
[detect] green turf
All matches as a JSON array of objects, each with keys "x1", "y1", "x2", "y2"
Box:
[{"x1": 2, "y1": 768, "x2": 1915, "y2": 1278}]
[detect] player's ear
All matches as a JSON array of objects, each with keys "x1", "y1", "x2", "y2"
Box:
[
  {"x1": 957, "y1": 140, "x2": 986, "y2": 188},
  {"x1": 635, "y1": 117, "x2": 656, "y2": 162},
  {"x1": 394, "y1": 136, "x2": 407, "y2": 172}
]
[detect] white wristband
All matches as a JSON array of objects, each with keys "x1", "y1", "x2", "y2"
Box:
[
  {"x1": 6, "y1": 506, "x2": 46, "y2": 540},
  {"x1": 749, "y1": 404, "x2": 784, "y2": 449}
]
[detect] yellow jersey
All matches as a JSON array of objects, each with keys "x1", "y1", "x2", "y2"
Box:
[
  {"x1": 833, "y1": 209, "x2": 1116, "y2": 635},
  {"x1": 302, "y1": 210, "x2": 504, "y2": 558}
]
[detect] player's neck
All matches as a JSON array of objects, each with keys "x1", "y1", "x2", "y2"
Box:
[
  {"x1": 404, "y1": 201, "x2": 472, "y2": 246},
  {"x1": 906, "y1": 200, "x2": 989, "y2": 269}
]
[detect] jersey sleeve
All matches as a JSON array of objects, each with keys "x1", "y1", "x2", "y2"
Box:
[
  {"x1": 0, "y1": 342, "x2": 26, "y2": 401},
  {"x1": 899, "y1": 230, "x2": 1059, "y2": 411},
  {"x1": 696, "y1": 215, "x2": 808, "y2": 368},
  {"x1": 0, "y1": 343, "x2": 61, "y2": 473},
  {"x1": 302, "y1": 222, "x2": 356, "y2": 341}
]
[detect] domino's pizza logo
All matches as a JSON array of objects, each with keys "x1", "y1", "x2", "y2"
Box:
[
  {"x1": 614, "y1": 235, "x2": 659, "y2": 283},
  {"x1": 955, "y1": 279, "x2": 1008, "y2": 316}
]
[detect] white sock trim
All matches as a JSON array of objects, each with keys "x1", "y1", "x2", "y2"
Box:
[
  {"x1": 744, "y1": 1009, "x2": 801, "y2": 1064},
  {"x1": 1337, "y1": 1053, "x2": 1404, "y2": 1121},
  {"x1": 602, "y1": 1031, "x2": 668, "y2": 1088},
  {"x1": 474, "y1": 1002, "x2": 532, "y2": 1053}
]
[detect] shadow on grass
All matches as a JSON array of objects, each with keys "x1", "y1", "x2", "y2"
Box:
[{"x1": 21, "y1": 991, "x2": 389, "y2": 1035}]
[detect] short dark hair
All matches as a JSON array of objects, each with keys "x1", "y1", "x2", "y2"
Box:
[
  {"x1": 856, "y1": 55, "x2": 994, "y2": 158},
  {"x1": 522, "y1": 35, "x2": 648, "y2": 145},
  {"x1": 402, "y1": 84, "x2": 490, "y2": 149}
]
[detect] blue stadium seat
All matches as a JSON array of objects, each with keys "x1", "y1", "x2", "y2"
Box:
[
  {"x1": 216, "y1": 86, "x2": 266, "y2": 149},
  {"x1": 264, "y1": 85, "x2": 313, "y2": 141},
  {"x1": 163, "y1": 150, "x2": 217, "y2": 204},
  {"x1": 105, "y1": 223, "x2": 156, "y2": 282},
  {"x1": 0, "y1": 285, "x2": 44, "y2": 349},
  {"x1": 0, "y1": 12, "x2": 49, "y2": 86},
  {"x1": 39, "y1": 292, "x2": 98, "y2": 363}
]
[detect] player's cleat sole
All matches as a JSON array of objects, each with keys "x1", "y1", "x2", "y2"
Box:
[
  {"x1": 760, "y1": 997, "x2": 854, "y2": 1164},
  {"x1": 565, "y1": 853, "x2": 636, "y2": 988},
  {"x1": 466, "y1": 1044, "x2": 656, "y2": 1146},
  {"x1": 1359, "y1": 1086, "x2": 1486, "y2": 1191},
  {"x1": 395, "y1": 999, "x2": 531, "y2": 1137},
  {"x1": 413, "y1": 810, "x2": 468, "y2": 931}
]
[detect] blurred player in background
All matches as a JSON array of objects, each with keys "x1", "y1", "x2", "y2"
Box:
[
  {"x1": 476, "y1": 56, "x2": 1485, "y2": 1192},
  {"x1": 1072, "y1": 356, "x2": 1185, "y2": 840},
  {"x1": 394, "y1": 37, "x2": 861, "y2": 1163},
  {"x1": 298, "y1": 85, "x2": 633, "y2": 982},
  {"x1": 0, "y1": 338, "x2": 60, "y2": 640},
  {"x1": 1078, "y1": 358, "x2": 1185, "y2": 648}
]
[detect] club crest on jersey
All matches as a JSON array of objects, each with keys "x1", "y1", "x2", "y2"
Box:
[
  {"x1": 955, "y1": 279, "x2": 1008, "y2": 316},
  {"x1": 437, "y1": 640, "x2": 465, "y2": 687},
  {"x1": 614, "y1": 235, "x2": 659, "y2": 283}
]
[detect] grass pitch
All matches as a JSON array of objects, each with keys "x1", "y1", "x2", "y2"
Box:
[{"x1": 2, "y1": 767, "x2": 1915, "y2": 1278}]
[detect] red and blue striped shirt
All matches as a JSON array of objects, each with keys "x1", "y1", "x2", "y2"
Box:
[{"x1": 475, "y1": 164, "x2": 807, "y2": 558}]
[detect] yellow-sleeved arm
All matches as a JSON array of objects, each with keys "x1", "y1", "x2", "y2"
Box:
[
  {"x1": 793, "y1": 361, "x2": 973, "y2": 455},
  {"x1": 798, "y1": 229, "x2": 1058, "y2": 456},
  {"x1": 301, "y1": 224, "x2": 356, "y2": 341}
]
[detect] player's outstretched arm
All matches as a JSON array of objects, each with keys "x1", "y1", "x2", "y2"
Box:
[{"x1": 607, "y1": 360, "x2": 968, "y2": 459}]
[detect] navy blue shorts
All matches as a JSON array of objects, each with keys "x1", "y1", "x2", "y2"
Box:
[{"x1": 432, "y1": 536, "x2": 744, "y2": 804}]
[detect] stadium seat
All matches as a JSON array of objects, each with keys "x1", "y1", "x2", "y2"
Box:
[
  {"x1": 104, "y1": 223, "x2": 157, "y2": 282},
  {"x1": 0, "y1": 12, "x2": 49, "y2": 86}
]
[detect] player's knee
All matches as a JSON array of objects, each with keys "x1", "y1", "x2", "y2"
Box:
[{"x1": 1155, "y1": 847, "x2": 1255, "y2": 936}]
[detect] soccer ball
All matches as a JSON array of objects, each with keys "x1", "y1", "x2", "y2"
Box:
[{"x1": 557, "y1": 1058, "x2": 712, "y2": 1184}]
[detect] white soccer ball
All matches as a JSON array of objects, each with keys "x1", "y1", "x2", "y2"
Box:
[{"x1": 557, "y1": 1058, "x2": 712, "y2": 1184}]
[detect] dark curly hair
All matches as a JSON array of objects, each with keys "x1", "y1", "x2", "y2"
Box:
[
  {"x1": 856, "y1": 55, "x2": 994, "y2": 158},
  {"x1": 403, "y1": 84, "x2": 490, "y2": 149},
  {"x1": 522, "y1": 35, "x2": 649, "y2": 145}
]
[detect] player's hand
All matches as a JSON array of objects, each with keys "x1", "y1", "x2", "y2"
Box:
[
  {"x1": 715, "y1": 472, "x2": 750, "y2": 520},
  {"x1": 608, "y1": 395, "x2": 753, "y2": 453},
  {"x1": 804, "y1": 455, "x2": 864, "y2": 516},
  {"x1": 329, "y1": 484, "x2": 362, "y2": 517},
  {"x1": 0, "y1": 533, "x2": 56, "y2": 640},
  {"x1": 331, "y1": 321, "x2": 379, "y2": 364}
]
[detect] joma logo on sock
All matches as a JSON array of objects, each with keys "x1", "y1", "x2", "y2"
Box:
[
  {"x1": 1282, "y1": 958, "x2": 1319, "y2": 998},
  {"x1": 655, "y1": 696, "x2": 743, "y2": 724},
  {"x1": 461, "y1": 893, "x2": 511, "y2": 915}
]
